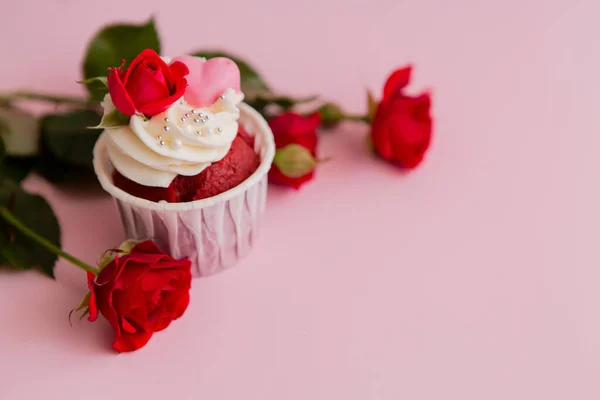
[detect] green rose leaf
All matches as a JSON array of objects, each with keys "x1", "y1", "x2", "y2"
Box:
[
  {"x1": 37, "y1": 110, "x2": 101, "y2": 183},
  {"x1": 251, "y1": 94, "x2": 316, "y2": 110},
  {"x1": 3, "y1": 157, "x2": 36, "y2": 183},
  {"x1": 83, "y1": 18, "x2": 161, "y2": 100},
  {"x1": 0, "y1": 180, "x2": 60, "y2": 278},
  {"x1": 40, "y1": 110, "x2": 101, "y2": 169},
  {"x1": 0, "y1": 136, "x2": 5, "y2": 164},
  {"x1": 90, "y1": 109, "x2": 130, "y2": 129},
  {"x1": 245, "y1": 94, "x2": 317, "y2": 120},
  {"x1": 78, "y1": 76, "x2": 108, "y2": 88},
  {"x1": 192, "y1": 50, "x2": 272, "y2": 96},
  {"x1": 0, "y1": 117, "x2": 9, "y2": 142},
  {"x1": 273, "y1": 144, "x2": 317, "y2": 178}
]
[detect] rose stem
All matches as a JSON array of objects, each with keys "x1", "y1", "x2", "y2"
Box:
[
  {"x1": 0, "y1": 207, "x2": 99, "y2": 274},
  {"x1": 0, "y1": 91, "x2": 96, "y2": 107},
  {"x1": 343, "y1": 114, "x2": 371, "y2": 123}
]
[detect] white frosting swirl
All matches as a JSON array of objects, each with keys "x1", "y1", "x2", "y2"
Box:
[{"x1": 105, "y1": 88, "x2": 244, "y2": 187}]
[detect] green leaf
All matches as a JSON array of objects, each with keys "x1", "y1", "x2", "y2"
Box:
[
  {"x1": 246, "y1": 95, "x2": 318, "y2": 119},
  {"x1": 367, "y1": 89, "x2": 378, "y2": 123},
  {"x1": 0, "y1": 135, "x2": 5, "y2": 164},
  {"x1": 83, "y1": 19, "x2": 161, "y2": 100},
  {"x1": 36, "y1": 154, "x2": 96, "y2": 184},
  {"x1": 40, "y1": 110, "x2": 102, "y2": 170},
  {"x1": 0, "y1": 180, "x2": 60, "y2": 277},
  {"x1": 0, "y1": 117, "x2": 9, "y2": 140},
  {"x1": 3, "y1": 157, "x2": 36, "y2": 183},
  {"x1": 90, "y1": 109, "x2": 130, "y2": 129},
  {"x1": 191, "y1": 50, "x2": 271, "y2": 95},
  {"x1": 78, "y1": 76, "x2": 108, "y2": 87},
  {"x1": 0, "y1": 107, "x2": 40, "y2": 157},
  {"x1": 273, "y1": 144, "x2": 317, "y2": 178}
]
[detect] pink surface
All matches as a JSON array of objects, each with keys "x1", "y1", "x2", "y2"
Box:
[{"x1": 1, "y1": 0, "x2": 599, "y2": 399}]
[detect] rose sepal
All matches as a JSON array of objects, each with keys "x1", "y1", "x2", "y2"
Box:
[{"x1": 68, "y1": 239, "x2": 140, "y2": 324}]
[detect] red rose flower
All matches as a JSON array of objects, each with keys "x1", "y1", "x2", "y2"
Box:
[
  {"x1": 108, "y1": 49, "x2": 189, "y2": 117},
  {"x1": 268, "y1": 112, "x2": 321, "y2": 189},
  {"x1": 87, "y1": 240, "x2": 192, "y2": 353},
  {"x1": 371, "y1": 66, "x2": 433, "y2": 168}
]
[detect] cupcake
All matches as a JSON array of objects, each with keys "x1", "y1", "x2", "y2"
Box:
[{"x1": 93, "y1": 50, "x2": 275, "y2": 277}]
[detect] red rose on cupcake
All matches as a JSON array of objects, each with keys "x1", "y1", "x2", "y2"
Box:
[
  {"x1": 269, "y1": 112, "x2": 321, "y2": 189},
  {"x1": 371, "y1": 66, "x2": 433, "y2": 168},
  {"x1": 108, "y1": 49, "x2": 189, "y2": 117}
]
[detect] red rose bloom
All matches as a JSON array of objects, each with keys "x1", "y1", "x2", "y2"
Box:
[
  {"x1": 268, "y1": 112, "x2": 321, "y2": 189},
  {"x1": 87, "y1": 240, "x2": 192, "y2": 353},
  {"x1": 371, "y1": 66, "x2": 433, "y2": 168},
  {"x1": 108, "y1": 49, "x2": 189, "y2": 117}
]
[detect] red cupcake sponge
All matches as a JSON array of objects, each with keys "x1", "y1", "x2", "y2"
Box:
[{"x1": 113, "y1": 128, "x2": 259, "y2": 203}]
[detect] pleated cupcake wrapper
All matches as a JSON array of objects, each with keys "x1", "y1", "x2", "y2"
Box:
[
  {"x1": 93, "y1": 103, "x2": 275, "y2": 277},
  {"x1": 113, "y1": 176, "x2": 267, "y2": 276}
]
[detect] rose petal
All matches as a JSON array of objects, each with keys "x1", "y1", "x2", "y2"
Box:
[
  {"x1": 125, "y1": 61, "x2": 171, "y2": 108},
  {"x1": 112, "y1": 331, "x2": 153, "y2": 353},
  {"x1": 90, "y1": 238, "x2": 193, "y2": 353},
  {"x1": 121, "y1": 317, "x2": 137, "y2": 333},
  {"x1": 86, "y1": 271, "x2": 99, "y2": 322},
  {"x1": 168, "y1": 61, "x2": 190, "y2": 84},
  {"x1": 136, "y1": 77, "x2": 187, "y2": 116},
  {"x1": 269, "y1": 112, "x2": 319, "y2": 154},
  {"x1": 121, "y1": 49, "x2": 163, "y2": 83},
  {"x1": 107, "y1": 64, "x2": 136, "y2": 116},
  {"x1": 382, "y1": 66, "x2": 412, "y2": 101},
  {"x1": 173, "y1": 55, "x2": 240, "y2": 108}
]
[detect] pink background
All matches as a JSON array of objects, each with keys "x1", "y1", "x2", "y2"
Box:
[{"x1": 1, "y1": 0, "x2": 599, "y2": 399}]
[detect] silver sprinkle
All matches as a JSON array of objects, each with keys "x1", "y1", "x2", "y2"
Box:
[
  {"x1": 157, "y1": 135, "x2": 163, "y2": 140},
  {"x1": 163, "y1": 126, "x2": 170, "y2": 132},
  {"x1": 184, "y1": 113, "x2": 190, "y2": 118},
  {"x1": 164, "y1": 118, "x2": 170, "y2": 123},
  {"x1": 195, "y1": 130, "x2": 201, "y2": 135},
  {"x1": 200, "y1": 118, "x2": 206, "y2": 124},
  {"x1": 159, "y1": 140, "x2": 165, "y2": 146},
  {"x1": 217, "y1": 127, "x2": 223, "y2": 133},
  {"x1": 205, "y1": 115, "x2": 211, "y2": 120},
  {"x1": 194, "y1": 118, "x2": 200, "y2": 123},
  {"x1": 191, "y1": 109, "x2": 196, "y2": 114},
  {"x1": 180, "y1": 117, "x2": 187, "y2": 122},
  {"x1": 198, "y1": 113, "x2": 204, "y2": 117},
  {"x1": 220, "y1": 94, "x2": 225, "y2": 99}
]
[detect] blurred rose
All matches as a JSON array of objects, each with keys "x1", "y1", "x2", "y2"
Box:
[
  {"x1": 269, "y1": 112, "x2": 321, "y2": 189},
  {"x1": 370, "y1": 66, "x2": 432, "y2": 168}
]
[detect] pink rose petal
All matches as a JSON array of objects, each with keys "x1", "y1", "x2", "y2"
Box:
[{"x1": 171, "y1": 55, "x2": 241, "y2": 108}]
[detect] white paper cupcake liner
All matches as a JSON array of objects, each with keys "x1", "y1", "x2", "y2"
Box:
[{"x1": 93, "y1": 103, "x2": 275, "y2": 277}]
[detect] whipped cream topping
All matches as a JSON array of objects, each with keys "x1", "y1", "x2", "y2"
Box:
[{"x1": 105, "y1": 87, "x2": 244, "y2": 187}]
